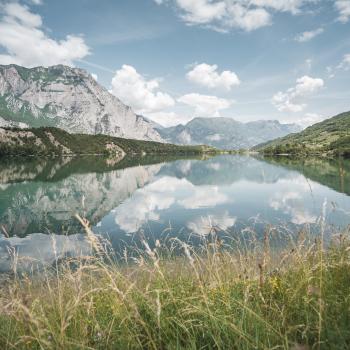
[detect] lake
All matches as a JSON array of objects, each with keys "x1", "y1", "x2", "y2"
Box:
[{"x1": 0, "y1": 154, "x2": 350, "y2": 273}]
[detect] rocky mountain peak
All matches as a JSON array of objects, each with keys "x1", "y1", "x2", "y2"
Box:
[{"x1": 0, "y1": 64, "x2": 164, "y2": 142}]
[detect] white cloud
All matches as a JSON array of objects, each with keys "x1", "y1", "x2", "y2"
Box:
[
  {"x1": 91, "y1": 73, "x2": 98, "y2": 81},
  {"x1": 176, "y1": 0, "x2": 226, "y2": 24},
  {"x1": 0, "y1": 3, "x2": 90, "y2": 67},
  {"x1": 159, "y1": 0, "x2": 315, "y2": 32},
  {"x1": 145, "y1": 111, "x2": 193, "y2": 127},
  {"x1": 338, "y1": 53, "x2": 350, "y2": 70},
  {"x1": 295, "y1": 27, "x2": 323, "y2": 42},
  {"x1": 325, "y1": 53, "x2": 350, "y2": 79},
  {"x1": 178, "y1": 93, "x2": 232, "y2": 117},
  {"x1": 272, "y1": 75, "x2": 324, "y2": 112},
  {"x1": 293, "y1": 113, "x2": 324, "y2": 127},
  {"x1": 110, "y1": 65, "x2": 175, "y2": 114},
  {"x1": 30, "y1": 0, "x2": 43, "y2": 5},
  {"x1": 186, "y1": 63, "x2": 240, "y2": 90},
  {"x1": 250, "y1": 0, "x2": 309, "y2": 14},
  {"x1": 335, "y1": 0, "x2": 350, "y2": 23},
  {"x1": 224, "y1": 3, "x2": 271, "y2": 31}
]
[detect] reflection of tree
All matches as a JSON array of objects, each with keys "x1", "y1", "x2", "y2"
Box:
[
  {"x1": 339, "y1": 161, "x2": 345, "y2": 194},
  {"x1": 262, "y1": 156, "x2": 350, "y2": 196},
  {"x1": 0, "y1": 155, "x2": 198, "y2": 185}
]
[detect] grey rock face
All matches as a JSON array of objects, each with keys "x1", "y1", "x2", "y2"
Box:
[{"x1": 0, "y1": 64, "x2": 164, "y2": 142}]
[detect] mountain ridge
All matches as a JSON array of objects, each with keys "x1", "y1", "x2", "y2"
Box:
[
  {"x1": 0, "y1": 64, "x2": 163, "y2": 142},
  {"x1": 253, "y1": 111, "x2": 350, "y2": 156},
  {"x1": 157, "y1": 117, "x2": 301, "y2": 150}
]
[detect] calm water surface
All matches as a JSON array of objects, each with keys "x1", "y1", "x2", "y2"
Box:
[{"x1": 0, "y1": 155, "x2": 349, "y2": 273}]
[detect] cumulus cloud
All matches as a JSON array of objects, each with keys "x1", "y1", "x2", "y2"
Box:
[
  {"x1": 295, "y1": 28, "x2": 323, "y2": 42},
  {"x1": 145, "y1": 111, "x2": 193, "y2": 127},
  {"x1": 157, "y1": 0, "x2": 315, "y2": 32},
  {"x1": 178, "y1": 93, "x2": 232, "y2": 117},
  {"x1": 186, "y1": 63, "x2": 240, "y2": 90},
  {"x1": 224, "y1": 3, "x2": 271, "y2": 31},
  {"x1": 176, "y1": 0, "x2": 226, "y2": 24},
  {"x1": 110, "y1": 65, "x2": 175, "y2": 114},
  {"x1": 272, "y1": 75, "x2": 324, "y2": 113},
  {"x1": 335, "y1": 0, "x2": 350, "y2": 23},
  {"x1": 0, "y1": 3, "x2": 90, "y2": 67}
]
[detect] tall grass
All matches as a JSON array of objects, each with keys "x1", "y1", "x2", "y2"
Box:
[{"x1": 0, "y1": 219, "x2": 350, "y2": 349}]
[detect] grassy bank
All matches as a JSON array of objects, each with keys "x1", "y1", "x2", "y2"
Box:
[
  {"x1": 1, "y1": 224, "x2": 350, "y2": 349},
  {"x1": 253, "y1": 111, "x2": 350, "y2": 157}
]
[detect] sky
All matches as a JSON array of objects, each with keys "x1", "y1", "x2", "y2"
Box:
[{"x1": 0, "y1": 0, "x2": 349, "y2": 127}]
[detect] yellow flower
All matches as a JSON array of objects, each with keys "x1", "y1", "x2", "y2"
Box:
[{"x1": 269, "y1": 276, "x2": 280, "y2": 291}]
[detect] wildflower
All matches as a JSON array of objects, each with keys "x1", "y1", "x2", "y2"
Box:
[{"x1": 269, "y1": 276, "x2": 280, "y2": 291}]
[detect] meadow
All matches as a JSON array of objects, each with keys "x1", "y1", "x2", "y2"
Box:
[{"x1": 0, "y1": 215, "x2": 350, "y2": 350}]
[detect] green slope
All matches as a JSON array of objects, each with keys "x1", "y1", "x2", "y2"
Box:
[
  {"x1": 254, "y1": 111, "x2": 350, "y2": 156},
  {"x1": 0, "y1": 127, "x2": 218, "y2": 157}
]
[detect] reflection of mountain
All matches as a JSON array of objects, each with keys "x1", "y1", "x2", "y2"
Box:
[
  {"x1": 1, "y1": 155, "x2": 349, "y2": 239},
  {"x1": 159, "y1": 155, "x2": 295, "y2": 186},
  {"x1": 261, "y1": 157, "x2": 350, "y2": 196},
  {"x1": 0, "y1": 162, "x2": 162, "y2": 237}
]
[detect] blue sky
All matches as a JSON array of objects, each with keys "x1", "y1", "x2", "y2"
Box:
[{"x1": 0, "y1": 0, "x2": 349, "y2": 127}]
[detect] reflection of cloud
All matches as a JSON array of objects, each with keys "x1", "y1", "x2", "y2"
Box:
[
  {"x1": 187, "y1": 212, "x2": 236, "y2": 236},
  {"x1": 179, "y1": 186, "x2": 229, "y2": 209},
  {"x1": 0, "y1": 233, "x2": 92, "y2": 274},
  {"x1": 114, "y1": 184, "x2": 175, "y2": 233},
  {"x1": 177, "y1": 160, "x2": 192, "y2": 175},
  {"x1": 114, "y1": 176, "x2": 231, "y2": 233},
  {"x1": 206, "y1": 162, "x2": 221, "y2": 170},
  {"x1": 269, "y1": 191, "x2": 316, "y2": 225}
]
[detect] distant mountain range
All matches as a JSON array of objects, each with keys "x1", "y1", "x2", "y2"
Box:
[
  {"x1": 0, "y1": 64, "x2": 303, "y2": 149},
  {"x1": 254, "y1": 111, "x2": 350, "y2": 156},
  {"x1": 0, "y1": 64, "x2": 163, "y2": 141},
  {"x1": 157, "y1": 117, "x2": 301, "y2": 150}
]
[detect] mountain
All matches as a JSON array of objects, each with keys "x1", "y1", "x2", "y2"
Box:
[
  {"x1": 0, "y1": 64, "x2": 163, "y2": 141},
  {"x1": 0, "y1": 126, "x2": 217, "y2": 157},
  {"x1": 157, "y1": 117, "x2": 301, "y2": 150},
  {"x1": 254, "y1": 111, "x2": 350, "y2": 156}
]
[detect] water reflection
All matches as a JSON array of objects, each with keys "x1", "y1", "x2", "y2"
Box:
[
  {"x1": 0, "y1": 233, "x2": 91, "y2": 274},
  {"x1": 0, "y1": 154, "x2": 350, "y2": 273}
]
